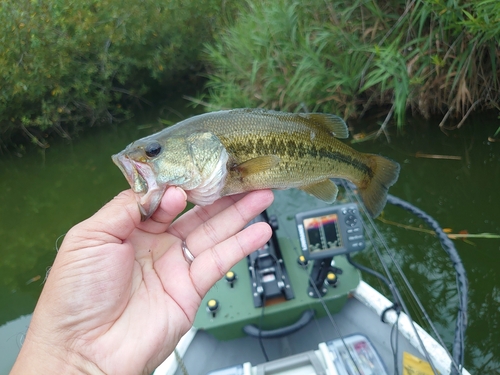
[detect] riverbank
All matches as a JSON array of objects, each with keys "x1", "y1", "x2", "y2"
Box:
[
  {"x1": 2, "y1": 0, "x2": 499, "y2": 150},
  {"x1": 203, "y1": 0, "x2": 500, "y2": 132},
  {"x1": 0, "y1": 0, "x2": 240, "y2": 150}
]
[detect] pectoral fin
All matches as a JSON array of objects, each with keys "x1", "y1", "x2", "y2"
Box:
[
  {"x1": 299, "y1": 180, "x2": 339, "y2": 203},
  {"x1": 233, "y1": 155, "x2": 280, "y2": 177}
]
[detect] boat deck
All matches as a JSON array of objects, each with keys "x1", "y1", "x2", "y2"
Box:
[{"x1": 173, "y1": 295, "x2": 424, "y2": 375}]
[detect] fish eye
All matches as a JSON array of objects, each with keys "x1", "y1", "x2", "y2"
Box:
[{"x1": 144, "y1": 142, "x2": 162, "y2": 158}]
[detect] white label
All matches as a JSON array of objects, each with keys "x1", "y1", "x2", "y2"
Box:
[{"x1": 298, "y1": 224, "x2": 307, "y2": 250}]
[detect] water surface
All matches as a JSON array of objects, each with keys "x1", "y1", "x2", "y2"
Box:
[{"x1": 0, "y1": 108, "x2": 498, "y2": 374}]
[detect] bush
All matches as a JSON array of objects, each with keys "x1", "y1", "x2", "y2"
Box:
[
  {"x1": 203, "y1": 0, "x2": 500, "y2": 130},
  {"x1": 0, "y1": 0, "x2": 235, "y2": 147}
]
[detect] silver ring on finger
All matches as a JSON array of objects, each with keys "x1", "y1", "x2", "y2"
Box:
[{"x1": 181, "y1": 240, "x2": 195, "y2": 265}]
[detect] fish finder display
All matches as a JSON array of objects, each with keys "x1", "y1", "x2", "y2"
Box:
[
  {"x1": 303, "y1": 214, "x2": 342, "y2": 253},
  {"x1": 296, "y1": 204, "x2": 366, "y2": 259}
]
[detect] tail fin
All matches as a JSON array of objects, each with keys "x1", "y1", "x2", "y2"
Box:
[{"x1": 358, "y1": 155, "x2": 400, "y2": 217}]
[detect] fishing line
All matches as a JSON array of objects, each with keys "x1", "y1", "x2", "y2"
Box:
[
  {"x1": 272, "y1": 204, "x2": 363, "y2": 374},
  {"x1": 306, "y1": 270, "x2": 364, "y2": 375},
  {"x1": 341, "y1": 181, "x2": 439, "y2": 375},
  {"x1": 341, "y1": 181, "x2": 467, "y2": 375},
  {"x1": 390, "y1": 313, "x2": 401, "y2": 375},
  {"x1": 346, "y1": 248, "x2": 406, "y2": 374},
  {"x1": 54, "y1": 233, "x2": 66, "y2": 252},
  {"x1": 374, "y1": 196, "x2": 461, "y2": 374},
  {"x1": 42, "y1": 266, "x2": 52, "y2": 285},
  {"x1": 45, "y1": 233, "x2": 67, "y2": 284},
  {"x1": 386, "y1": 195, "x2": 467, "y2": 375},
  {"x1": 174, "y1": 348, "x2": 190, "y2": 375}
]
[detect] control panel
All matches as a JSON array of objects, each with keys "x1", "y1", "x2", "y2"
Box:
[{"x1": 193, "y1": 191, "x2": 363, "y2": 341}]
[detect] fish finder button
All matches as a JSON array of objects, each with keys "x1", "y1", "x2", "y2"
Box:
[{"x1": 345, "y1": 214, "x2": 357, "y2": 227}]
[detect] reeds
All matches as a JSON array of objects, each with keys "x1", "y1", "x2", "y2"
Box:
[{"x1": 203, "y1": 0, "x2": 500, "y2": 130}]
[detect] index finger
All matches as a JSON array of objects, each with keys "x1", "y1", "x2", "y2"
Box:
[
  {"x1": 168, "y1": 191, "x2": 270, "y2": 240},
  {"x1": 181, "y1": 190, "x2": 274, "y2": 255}
]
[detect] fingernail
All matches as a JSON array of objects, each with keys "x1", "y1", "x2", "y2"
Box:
[{"x1": 175, "y1": 186, "x2": 188, "y2": 201}]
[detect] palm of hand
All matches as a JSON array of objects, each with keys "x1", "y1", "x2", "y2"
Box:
[{"x1": 26, "y1": 188, "x2": 273, "y2": 375}]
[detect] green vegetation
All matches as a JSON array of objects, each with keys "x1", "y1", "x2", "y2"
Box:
[
  {"x1": 0, "y1": 0, "x2": 237, "y2": 148},
  {"x1": 1, "y1": 0, "x2": 498, "y2": 148},
  {"x1": 203, "y1": 0, "x2": 500, "y2": 132}
]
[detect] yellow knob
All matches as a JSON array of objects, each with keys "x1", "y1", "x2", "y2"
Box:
[{"x1": 225, "y1": 271, "x2": 236, "y2": 282}]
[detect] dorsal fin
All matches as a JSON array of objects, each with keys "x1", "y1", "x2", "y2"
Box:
[{"x1": 298, "y1": 113, "x2": 349, "y2": 139}]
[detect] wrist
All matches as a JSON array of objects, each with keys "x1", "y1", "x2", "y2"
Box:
[{"x1": 10, "y1": 331, "x2": 105, "y2": 375}]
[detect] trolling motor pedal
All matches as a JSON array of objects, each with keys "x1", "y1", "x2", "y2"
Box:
[{"x1": 246, "y1": 211, "x2": 294, "y2": 308}]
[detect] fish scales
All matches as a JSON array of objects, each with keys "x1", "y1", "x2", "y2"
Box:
[
  {"x1": 112, "y1": 109, "x2": 400, "y2": 220},
  {"x1": 212, "y1": 115, "x2": 373, "y2": 192},
  {"x1": 184, "y1": 112, "x2": 365, "y2": 184}
]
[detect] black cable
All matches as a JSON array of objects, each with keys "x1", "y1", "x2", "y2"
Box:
[
  {"x1": 255, "y1": 254, "x2": 269, "y2": 362},
  {"x1": 258, "y1": 293, "x2": 270, "y2": 362},
  {"x1": 347, "y1": 252, "x2": 402, "y2": 374},
  {"x1": 273, "y1": 209, "x2": 363, "y2": 374},
  {"x1": 305, "y1": 265, "x2": 364, "y2": 375},
  {"x1": 341, "y1": 181, "x2": 443, "y2": 374},
  {"x1": 346, "y1": 253, "x2": 402, "y2": 315},
  {"x1": 387, "y1": 194, "x2": 468, "y2": 375},
  {"x1": 340, "y1": 179, "x2": 467, "y2": 374}
]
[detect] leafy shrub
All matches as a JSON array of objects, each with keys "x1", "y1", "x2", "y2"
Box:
[
  {"x1": 203, "y1": 0, "x2": 500, "y2": 130},
  {"x1": 0, "y1": 0, "x2": 235, "y2": 147}
]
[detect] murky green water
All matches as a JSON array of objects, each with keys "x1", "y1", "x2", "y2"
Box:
[{"x1": 0, "y1": 107, "x2": 498, "y2": 374}]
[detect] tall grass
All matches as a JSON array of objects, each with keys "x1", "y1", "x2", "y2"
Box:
[{"x1": 203, "y1": 0, "x2": 500, "y2": 131}]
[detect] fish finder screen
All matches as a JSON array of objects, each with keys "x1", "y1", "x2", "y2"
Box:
[{"x1": 303, "y1": 214, "x2": 342, "y2": 254}]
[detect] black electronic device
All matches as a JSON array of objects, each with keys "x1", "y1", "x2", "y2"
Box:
[
  {"x1": 295, "y1": 203, "x2": 366, "y2": 260},
  {"x1": 246, "y1": 211, "x2": 294, "y2": 307}
]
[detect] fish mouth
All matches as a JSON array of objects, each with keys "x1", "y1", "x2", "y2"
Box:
[{"x1": 112, "y1": 152, "x2": 167, "y2": 221}]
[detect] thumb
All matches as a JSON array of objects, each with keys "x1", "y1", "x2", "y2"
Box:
[
  {"x1": 66, "y1": 187, "x2": 188, "y2": 249},
  {"x1": 66, "y1": 190, "x2": 141, "y2": 248}
]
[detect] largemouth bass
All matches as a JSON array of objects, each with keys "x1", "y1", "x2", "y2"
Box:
[{"x1": 112, "y1": 109, "x2": 399, "y2": 221}]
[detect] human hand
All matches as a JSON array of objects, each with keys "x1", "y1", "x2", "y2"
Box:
[{"x1": 10, "y1": 188, "x2": 274, "y2": 375}]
